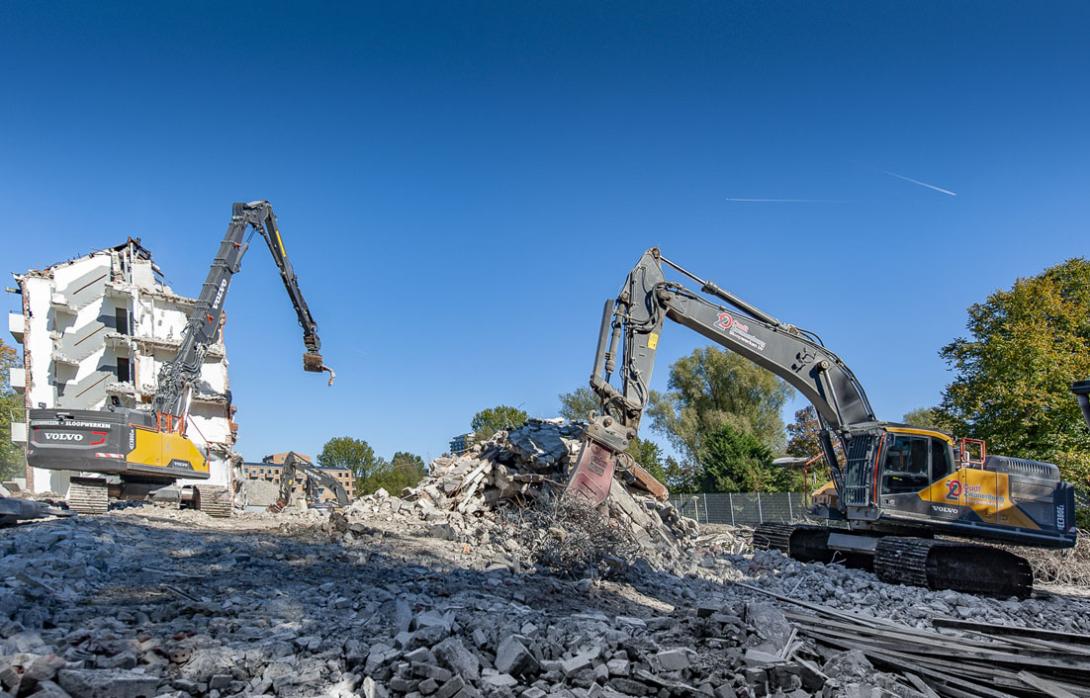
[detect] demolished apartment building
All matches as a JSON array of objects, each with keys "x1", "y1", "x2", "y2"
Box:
[{"x1": 7, "y1": 238, "x2": 237, "y2": 494}]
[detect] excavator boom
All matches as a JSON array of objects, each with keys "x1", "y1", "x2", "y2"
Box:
[{"x1": 154, "y1": 201, "x2": 333, "y2": 424}]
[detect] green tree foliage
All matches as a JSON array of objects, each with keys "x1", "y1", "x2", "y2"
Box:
[
  {"x1": 625, "y1": 436, "x2": 666, "y2": 484},
  {"x1": 938, "y1": 259, "x2": 1090, "y2": 487},
  {"x1": 696, "y1": 423, "x2": 778, "y2": 492},
  {"x1": 647, "y1": 347, "x2": 792, "y2": 460},
  {"x1": 645, "y1": 347, "x2": 792, "y2": 493},
  {"x1": 660, "y1": 456, "x2": 703, "y2": 494},
  {"x1": 558, "y1": 387, "x2": 599, "y2": 421},
  {"x1": 902, "y1": 407, "x2": 947, "y2": 431},
  {"x1": 318, "y1": 436, "x2": 383, "y2": 491},
  {"x1": 471, "y1": 405, "x2": 528, "y2": 442},
  {"x1": 357, "y1": 451, "x2": 427, "y2": 496},
  {"x1": 785, "y1": 406, "x2": 823, "y2": 459},
  {"x1": 0, "y1": 340, "x2": 24, "y2": 480}
]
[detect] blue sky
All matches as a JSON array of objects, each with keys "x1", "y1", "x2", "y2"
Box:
[{"x1": 3, "y1": 2, "x2": 1089, "y2": 463}]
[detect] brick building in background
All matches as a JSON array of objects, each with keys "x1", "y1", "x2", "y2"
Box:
[
  {"x1": 240, "y1": 452, "x2": 353, "y2": 503},
  {"x1": 7, "y1": 239, "x2": 236, "y2": 494}
]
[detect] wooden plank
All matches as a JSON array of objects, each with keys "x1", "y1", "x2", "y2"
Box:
[
  {"x1": 904, "y1": 672, "x2": 941, "y2": 698},
  {"x1": 933, "y1": 618, "x2": 1090, "y2": 647},
  {"x1": 805, "y1": 632, "x2": 1020, "y2": 698},
  {"x1": 789, "y1": 616, "x2": 1090, "y2": 674},
  {"x1": 1017, "y1": 671, "x2": 1080, "y2": 698}
]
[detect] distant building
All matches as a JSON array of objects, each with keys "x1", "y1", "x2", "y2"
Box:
[
  {"x1": 240, "y1": 452, "x2": 353, "y2": 502},
  {"x1": 7, "y1": 238, "x2": 236, "y2": 494}
]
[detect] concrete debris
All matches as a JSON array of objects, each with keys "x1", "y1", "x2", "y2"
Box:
[
  {"x1": 1, "y1": 503, "x2": 1088, "y2": 698},
  {"x1": 334, "y1": 420, "x2": 698, "y2": 576},
  {"x1": 0, "y1": 421, "x2": 1088, "y2": 697}
]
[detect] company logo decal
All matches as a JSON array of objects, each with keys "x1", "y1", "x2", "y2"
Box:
[{"x1": 715, "y1": 312, "x2": 767, "y2": 352}]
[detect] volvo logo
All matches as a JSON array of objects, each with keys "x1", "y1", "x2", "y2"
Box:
[{"x1": 44, "y1": 433, "x2": 83, "y2": 441}]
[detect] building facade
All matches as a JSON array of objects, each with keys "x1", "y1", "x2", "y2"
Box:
[
  {"x1": 7, "y1": 239, "x2": 236, "y2": 494},
  {"x1": 240, "y1": 452, "x2": 353, "y2": 503}
]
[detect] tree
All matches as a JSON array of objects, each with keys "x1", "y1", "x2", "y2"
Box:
[
  {"x1": 660, "y1": 456, "x2": 703, "y2": 494},
  {"x1": 470, "y1": 405, "x2": 528, "y2": 443},
  {"x1": 697, "y1": 423, "x2": 776, "y2": 492},
  {"x1": 358, "y1": 451, "x2": 427, "y2": 496},
  {"x1": 0, "y1": 340, "x2": 24, "y2": 480},
  {"x1": 558, "y1": 387, "x2": 599, "y2": 421},
  {"x1": 318, "y1": 436, "x2": 383, "y2": 491},
  {"x1": 938, "y1": 258, "x2": 1090, "y2": 487},
  {"x1": 902, "y1": 407, "x2": 946, "y2": 431},
  {"x1": 647, "y1": 347, "x2": 793, "y2": 461},
  {"x1": 785, "y1": 406, "x2": 823, "y2": 460},
  {"x1": 626, "y1": 436, "x2": 666, "y2": 484}
]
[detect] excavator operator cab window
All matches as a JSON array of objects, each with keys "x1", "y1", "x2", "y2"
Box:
[
  {"x1": 881, "y1": 434, "x2": 930, "y2": 494},
  {"x1": 931, "y1": 438, "x2": 954, "y2": 480}
]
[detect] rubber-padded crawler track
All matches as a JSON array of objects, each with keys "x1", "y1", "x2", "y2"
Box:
[
  {"x1": 67, "y1": 478, "x2": 109, "y2": 515},
  {"x1": 193, "y1": 485, "x2": 233, "y2": 518},
  {"x1": 875, "y1": 537, "x2": 1033, "y2": 598}
]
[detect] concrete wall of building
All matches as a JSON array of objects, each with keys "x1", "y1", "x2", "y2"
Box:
[{"x1": 9, "y1": 241, "x2": 237, "y2": 494}]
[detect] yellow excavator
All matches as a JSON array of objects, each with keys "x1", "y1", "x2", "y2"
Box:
[
  {"x1": 25, "y1": 201, "x2": 333, "y2": 516},
  {"x1": 567, "y1": 248, "x2": 1080, "y2": 597}
]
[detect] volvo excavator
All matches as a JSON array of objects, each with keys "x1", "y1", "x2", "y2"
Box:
[
  {"x1": 566, "y1": 248, "x2": 1080, "y2": 597},
  {"x1": 25, "y1": 201, "x2": 334, "y2": 516}
]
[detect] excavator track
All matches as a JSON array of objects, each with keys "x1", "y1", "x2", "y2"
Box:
[
  {"x1": 874, "y1": 537, "x2": 1033, "y2": 598},
  {"x1": 193, "y1": 485, "x2": 233, "y2": 518},
  {"x1": 752, "y1": 523, "x2": 835, "y2": 563},
  {"x1": 67, "y1": 478, "x2": 109, "y2": 515}
]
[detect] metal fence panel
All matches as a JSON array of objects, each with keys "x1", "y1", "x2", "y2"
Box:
[{"x1": 667, "y1": 492, "x2": 805, "y2": 525}]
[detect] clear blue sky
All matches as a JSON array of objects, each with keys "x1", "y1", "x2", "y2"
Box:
[{"x1": 3, "y1": 2, "x2": 1089, "y2": 463}]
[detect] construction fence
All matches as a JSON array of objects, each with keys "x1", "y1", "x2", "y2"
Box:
[{"x1": 667, "y1": 492, "x2": 807, "y2": 526}]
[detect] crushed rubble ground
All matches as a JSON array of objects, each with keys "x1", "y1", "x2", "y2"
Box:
[{"x1": 2, "y1": 421, "x2": 1089, "y2": 698}]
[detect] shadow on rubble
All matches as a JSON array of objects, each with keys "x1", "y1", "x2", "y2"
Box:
[{"x1": 7, "y1": 512, "x2": 724, "y2": 695}]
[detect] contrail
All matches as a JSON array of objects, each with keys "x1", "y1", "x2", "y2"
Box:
[
  {"x1": 881, "y1": 170, "x2": 957, "y2": 197},
  {"x1": 725, "y1": 197, "x2": 845, "y2": 203}
]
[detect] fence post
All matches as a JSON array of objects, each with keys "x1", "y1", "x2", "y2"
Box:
[
  {"x1": 702, "y1": 493, "x2": 709, "y2": 524},
  {"x1": 756, "y1": 492, "x2": 763, "y2": 523},
  {"x1": 694, "y1": 496, "x2": 700, "y2": 523},
  {"x1": 788, "y1": 493, "x2": 794, "y2": 521},
  {"x1": 729, "y1": 492, "x2": 735, "y2": 526}
]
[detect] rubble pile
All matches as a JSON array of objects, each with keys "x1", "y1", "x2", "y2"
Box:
[
  {"x1": 335, "y1": 420, "x2": 698, "y2": 575},
  {"x1": 0, "y1": 509, "x2": 931, "y2": 698},
  {"x1": 1, "y1": 500, "x2": 1089, "y2": 697}
]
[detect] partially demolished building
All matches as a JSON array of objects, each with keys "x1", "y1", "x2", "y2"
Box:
[{"x1": 7, "y1": 239, "x2": 236, "y2": 494}]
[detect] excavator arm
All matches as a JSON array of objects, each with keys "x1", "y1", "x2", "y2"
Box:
[
  {"x1": 590, "y1": 249, "x2": 875, "y2": 435},
  {"x1": 271, "y1": 451, "x2": 350, "y2": 511},
  {"x1": 153, "y1": 201, "x2": 334, "y2": 425},
  {"x1": 570, "y1": 248, "x2": 876, "y2": 505}
]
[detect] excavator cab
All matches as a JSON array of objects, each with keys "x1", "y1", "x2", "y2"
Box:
[{"x1": 843, "y1": 426, "x2": 1077, "y2": 548}]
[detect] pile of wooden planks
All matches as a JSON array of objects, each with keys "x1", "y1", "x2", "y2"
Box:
[{"x1": 737, "y1": 583, "x2": 1090, "y2": 697}]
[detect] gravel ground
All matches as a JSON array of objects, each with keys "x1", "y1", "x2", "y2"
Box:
[{"x1": 1, "y1": 506, "x2": 1088, "y2": 698}]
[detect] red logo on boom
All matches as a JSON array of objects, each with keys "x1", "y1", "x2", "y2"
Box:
[{"x1": 716, "y1": 312, "x2": 734, "y2": 331}]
